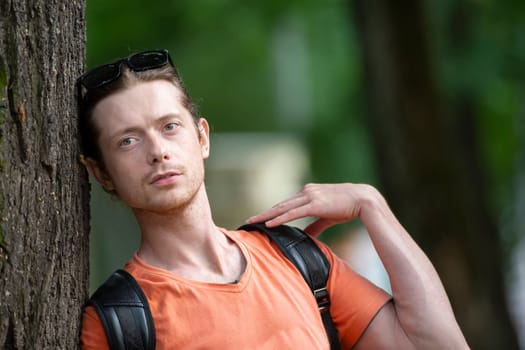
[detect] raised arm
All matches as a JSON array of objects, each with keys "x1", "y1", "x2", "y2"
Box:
[{"x1": 247, "y1": 183, "x2": 469, "y2": 350}]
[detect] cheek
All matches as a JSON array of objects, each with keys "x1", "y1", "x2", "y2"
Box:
[{"x1": 103, "y1": 156, "x2": 137, "y2": 184}]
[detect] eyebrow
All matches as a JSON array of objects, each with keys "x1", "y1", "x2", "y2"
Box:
[{"x1": 156, "y1": 113, "x2": 182, "y2": 124}]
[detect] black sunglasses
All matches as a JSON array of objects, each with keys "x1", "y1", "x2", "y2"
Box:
[{"x1": 77, "y1": 49, "x2": 173, "y2": 100}]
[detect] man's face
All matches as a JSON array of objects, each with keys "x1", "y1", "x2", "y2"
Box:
[{"x1": 87, "y1": 80, "x2": 210, "y2": 214}]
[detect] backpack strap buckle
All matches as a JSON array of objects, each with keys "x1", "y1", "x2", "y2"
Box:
[{"x1": 314, "y1": 287, "x2": 331, "y2": 311}]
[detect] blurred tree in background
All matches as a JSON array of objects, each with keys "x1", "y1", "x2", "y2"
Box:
[
  {"x1": 85, "y1": 0, "x2": 523, "y2": 348},
  {"x1": 352, "y1": 0, "x2": 521, "y2": 348}
]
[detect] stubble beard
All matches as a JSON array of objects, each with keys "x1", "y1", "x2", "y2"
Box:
[{"x1": 136, "y1": 168, "x2": 206, "y2": 217}]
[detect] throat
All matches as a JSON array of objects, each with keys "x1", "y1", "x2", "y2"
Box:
[{"x1": 138, "y1": 228, "x2": 246, "y2": 284}]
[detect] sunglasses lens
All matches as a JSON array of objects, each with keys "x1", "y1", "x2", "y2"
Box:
[
  {"x1": 80, "y1": 63, "x2": 121, "y2": 90},
  {"x1": 78, "y1": 50, "x2": 172, "y2": 100},
  {"x1": 128, "y1": 50, "x2": 169, "y2": 71}
]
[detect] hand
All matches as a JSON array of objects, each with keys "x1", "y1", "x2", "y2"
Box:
[{"x1": 246, "y1": 183, "x2": 382, "y2": 237}]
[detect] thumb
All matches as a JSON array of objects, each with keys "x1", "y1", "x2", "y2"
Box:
[{"x1": 304, "y1": 219, "x2": 333, "y2": 238}]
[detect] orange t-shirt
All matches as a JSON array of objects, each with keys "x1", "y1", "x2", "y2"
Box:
[{"x1": 81, "y1": 228, "x2": 390, "y2": 349}]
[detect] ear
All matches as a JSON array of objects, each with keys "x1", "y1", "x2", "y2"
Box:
[
  {"x1": 84, "y1": 157, "x2": 115, "y2": 191},
  {"x1": 197, "y1": 118, "x2": 210, "y2": 159}
]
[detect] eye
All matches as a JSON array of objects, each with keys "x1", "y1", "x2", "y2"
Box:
[
  {"x1": 119, "y1": 137, "x2": 137, "y2": 147},
  {"x1": 164, "y1": 122, "x2": 179, "y2": 132}
]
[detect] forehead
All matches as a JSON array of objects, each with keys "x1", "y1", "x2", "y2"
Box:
[{"x1": 91, "y1": 80, "x2": 190, "y2": 129}]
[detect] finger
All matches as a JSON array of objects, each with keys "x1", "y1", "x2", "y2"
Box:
[
  {"x1": 271, "y1": 193, "x2": 309, "y2": 211},
  {"x1": 246, "y1": 206, "x2": 290, "y2": 224},
  {"x1": 262, "y1": 205, "x2": 313, "y2": 227},
  {"x1": 246, "y1": 195, "x2": 309, "y2": 224}
]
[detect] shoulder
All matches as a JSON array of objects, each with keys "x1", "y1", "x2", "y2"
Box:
[
  {"x1": 80, "y1": 305, "x2": 110, "y2": 350},
  {"x1": 226, "y1": 226, "x2": 270, "y2": 245},
  {"x1": 226, "y1": 227, "x2": 279, "y2": 257},
  {"x1": 312, "y1": 236, "x2": 390, "y2": 303},
  {"x1": 313, "y1": 238, "x2": 391, "y2": 348}
]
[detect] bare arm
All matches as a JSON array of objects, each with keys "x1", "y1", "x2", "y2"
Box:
[{"x1": 247, "y1": 183, "x2": 469, "y2": 350}]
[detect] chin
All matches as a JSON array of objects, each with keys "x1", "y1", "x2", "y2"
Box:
[
  {"x1": 128, "y1": 181, "x2": 204, "y2": 214},
  {"x1": 148, "y1": 192, "x2": 199, "y2": 213}
]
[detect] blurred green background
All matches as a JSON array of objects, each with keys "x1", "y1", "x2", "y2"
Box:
[{"x1": 84, "y1": 1, "x2": 524, "y2": 349}]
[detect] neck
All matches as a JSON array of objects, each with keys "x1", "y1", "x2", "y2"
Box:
[{"x1": 132, "y1": 186, "x2": 244, "y2": 283}]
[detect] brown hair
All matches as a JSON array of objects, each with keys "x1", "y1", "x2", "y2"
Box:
[{"x1": 78, "y1": 64, "x2": 201, "y2": 165}]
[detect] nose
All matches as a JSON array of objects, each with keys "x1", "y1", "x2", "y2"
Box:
[{"x1": 148, "y1": 136, "x2": 171, "y2": 164}]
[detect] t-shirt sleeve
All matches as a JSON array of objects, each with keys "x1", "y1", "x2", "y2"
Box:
[
  {"x1": 80, "y1": 305, "x2": 110, "y2": 350},
  {"x1": 317, "y1": 240, "x2": 392, "y2": 349}
]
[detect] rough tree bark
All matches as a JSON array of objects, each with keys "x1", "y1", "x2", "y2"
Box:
[
  {"x1": 351, "y1": 0, "x2": 520, "y2": 349},
  {"x1": 0, "y1": 0, "x2": 89, "y2": 349}
]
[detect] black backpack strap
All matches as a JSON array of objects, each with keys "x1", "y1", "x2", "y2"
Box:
[
  {"x1": 86, "y1": 269, "x2": 156, "y2": 350},
  {"x1": 238, "y1": 223, "x2": 341, "y2": 350}
]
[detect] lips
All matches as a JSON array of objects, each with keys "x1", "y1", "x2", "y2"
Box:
[{"x1": 150, "y1": 171, "x2": 180, "y2": 185}]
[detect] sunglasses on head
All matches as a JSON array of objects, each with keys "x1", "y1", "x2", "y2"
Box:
[{"x1": 77, "y1": 49, "x2": 173, "y2": 100}]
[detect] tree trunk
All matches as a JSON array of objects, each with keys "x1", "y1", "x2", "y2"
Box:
[
  {"x1": 0, "y1": 1, "x2": 89, "y2": 349},
  {"x1": 351, "y1": 0, "x2": 520, "y2": 349}
]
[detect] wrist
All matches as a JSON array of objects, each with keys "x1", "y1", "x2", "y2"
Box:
[{"x1": 354, "y1": 184, "x2": 390, "y2": 221}]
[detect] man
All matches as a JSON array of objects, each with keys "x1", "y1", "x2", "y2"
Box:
[{"x1": 78, "y1": 49, "x2": 469, "y2": 349}]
